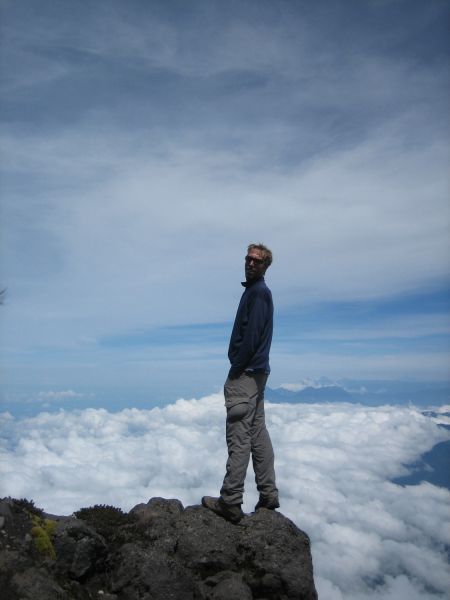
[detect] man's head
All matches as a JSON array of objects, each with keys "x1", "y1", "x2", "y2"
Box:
[{"x1": 245, "y1": 243, "x2": 273, "y2": 282}]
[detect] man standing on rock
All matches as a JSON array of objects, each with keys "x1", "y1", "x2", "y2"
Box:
[{"x1": 202, "y1": 243, "x2": 279, "y2": 524}]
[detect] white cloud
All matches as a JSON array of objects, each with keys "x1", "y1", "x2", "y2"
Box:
[
  {"x1": 278, "y1": 379, "x2": 334, "y2": 392},
  {"x1": 428, "y1": 407, "x2": 450, "y2": 427},
  {"x1": 279, "y1": 382, "x2": 310, "y2": 392},
  {"x1": 0, "y1": 396, "x2": 449, "y2": 599}
]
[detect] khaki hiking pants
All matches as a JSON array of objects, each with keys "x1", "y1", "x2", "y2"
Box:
[{"x1": 220, "y1": 371, "x2": 278, "y2": 506}]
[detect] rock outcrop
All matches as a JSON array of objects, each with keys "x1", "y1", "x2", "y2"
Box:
[{"x1": 0, "y1": 497, "x2": 317, "y2": 600}]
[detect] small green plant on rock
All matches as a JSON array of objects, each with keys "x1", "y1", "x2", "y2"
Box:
[{"x1": 31, "y1": 515, "x2": 57, "y2": 559}]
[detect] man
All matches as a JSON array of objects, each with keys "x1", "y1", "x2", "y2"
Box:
[{"x1": 202, "y1": 243, "x2": 279, "y2": 524}]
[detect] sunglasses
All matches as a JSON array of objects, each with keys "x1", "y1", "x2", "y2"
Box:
[{"x1": 245, "y1": 255, "x2": 265, "y2": 265}]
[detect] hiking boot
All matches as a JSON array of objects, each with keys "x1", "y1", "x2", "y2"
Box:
[
  {"x1": 201, "y1": 496, "x2": 244, "y2": 524},
  {"x1": 254, "y1": 496, "x2": 280, "y2": 511}
]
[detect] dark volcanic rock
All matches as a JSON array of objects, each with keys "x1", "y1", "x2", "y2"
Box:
[
  {"x1": 53, "y1": 518, "x2": 108, "y2": 580},
  {"x1": 0, "y1": 496, "x2": 317, "y2": 600}
]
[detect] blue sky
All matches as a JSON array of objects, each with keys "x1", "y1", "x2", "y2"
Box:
[{"x1": 1, "y1": 0, "x2": 449, "y2": 408}]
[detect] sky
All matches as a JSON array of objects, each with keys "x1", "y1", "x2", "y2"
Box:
[
  {"x1": 1, "y1": 396, "x2": 449, "y2": 599},
  {"x1": 0, "y1": 0, "x2": 449, "y2": 408}
]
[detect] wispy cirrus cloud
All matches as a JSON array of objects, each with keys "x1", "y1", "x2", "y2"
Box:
[{"x1": 0, "y1": 0, "x2": 448, "y2": 396}]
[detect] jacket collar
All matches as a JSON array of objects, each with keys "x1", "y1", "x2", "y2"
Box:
[{"x1": 241, "y1": 276, "x2": 264, "y2": 288}]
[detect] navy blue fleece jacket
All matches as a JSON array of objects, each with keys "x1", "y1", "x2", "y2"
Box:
[{"x1": 228, "y1": 277, "x2": 273, "y2": 378}]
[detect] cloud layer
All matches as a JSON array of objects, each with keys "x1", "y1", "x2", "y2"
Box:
[{"x1": 1, "y1": 396, "x2": 449, "y2": 599}]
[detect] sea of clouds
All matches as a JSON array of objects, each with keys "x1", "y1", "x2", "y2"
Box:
[{"x1": 1, "y1": 395, "x2": 449, "y2": 600}]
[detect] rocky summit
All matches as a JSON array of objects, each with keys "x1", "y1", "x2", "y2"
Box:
[{"x1": 0, "y1": 497, "x2": 317, "y2": 600}]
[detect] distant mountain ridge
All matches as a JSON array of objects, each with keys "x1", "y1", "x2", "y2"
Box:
[{"x1": 266, "y1": 378, "x2": 450, "y2": 407}]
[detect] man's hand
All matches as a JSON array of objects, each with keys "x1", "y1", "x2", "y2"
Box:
[{"x1": 228, "y1": 367, "x2": 242, "y2": 380}]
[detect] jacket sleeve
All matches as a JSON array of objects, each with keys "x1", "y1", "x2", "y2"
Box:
[{"x1": 228, "y1": 291, "x2": 271, "y2": 378}]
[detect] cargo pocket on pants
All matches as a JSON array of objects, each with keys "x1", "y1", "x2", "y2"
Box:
[
  {"x1": 226, "y1": 402, "x2": 249, "y2": 423},
  {"x1": 224, "y1": 373, "x2": 252, "y2": 409}
]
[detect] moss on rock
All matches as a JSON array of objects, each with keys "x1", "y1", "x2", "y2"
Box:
[{"x1": 31, "y1": 515, "x2": 57, "y2": 559}]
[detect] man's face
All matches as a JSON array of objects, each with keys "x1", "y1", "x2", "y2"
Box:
[{"x1": 245, "y1": 248, "x2": 266, "y2": 281}]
